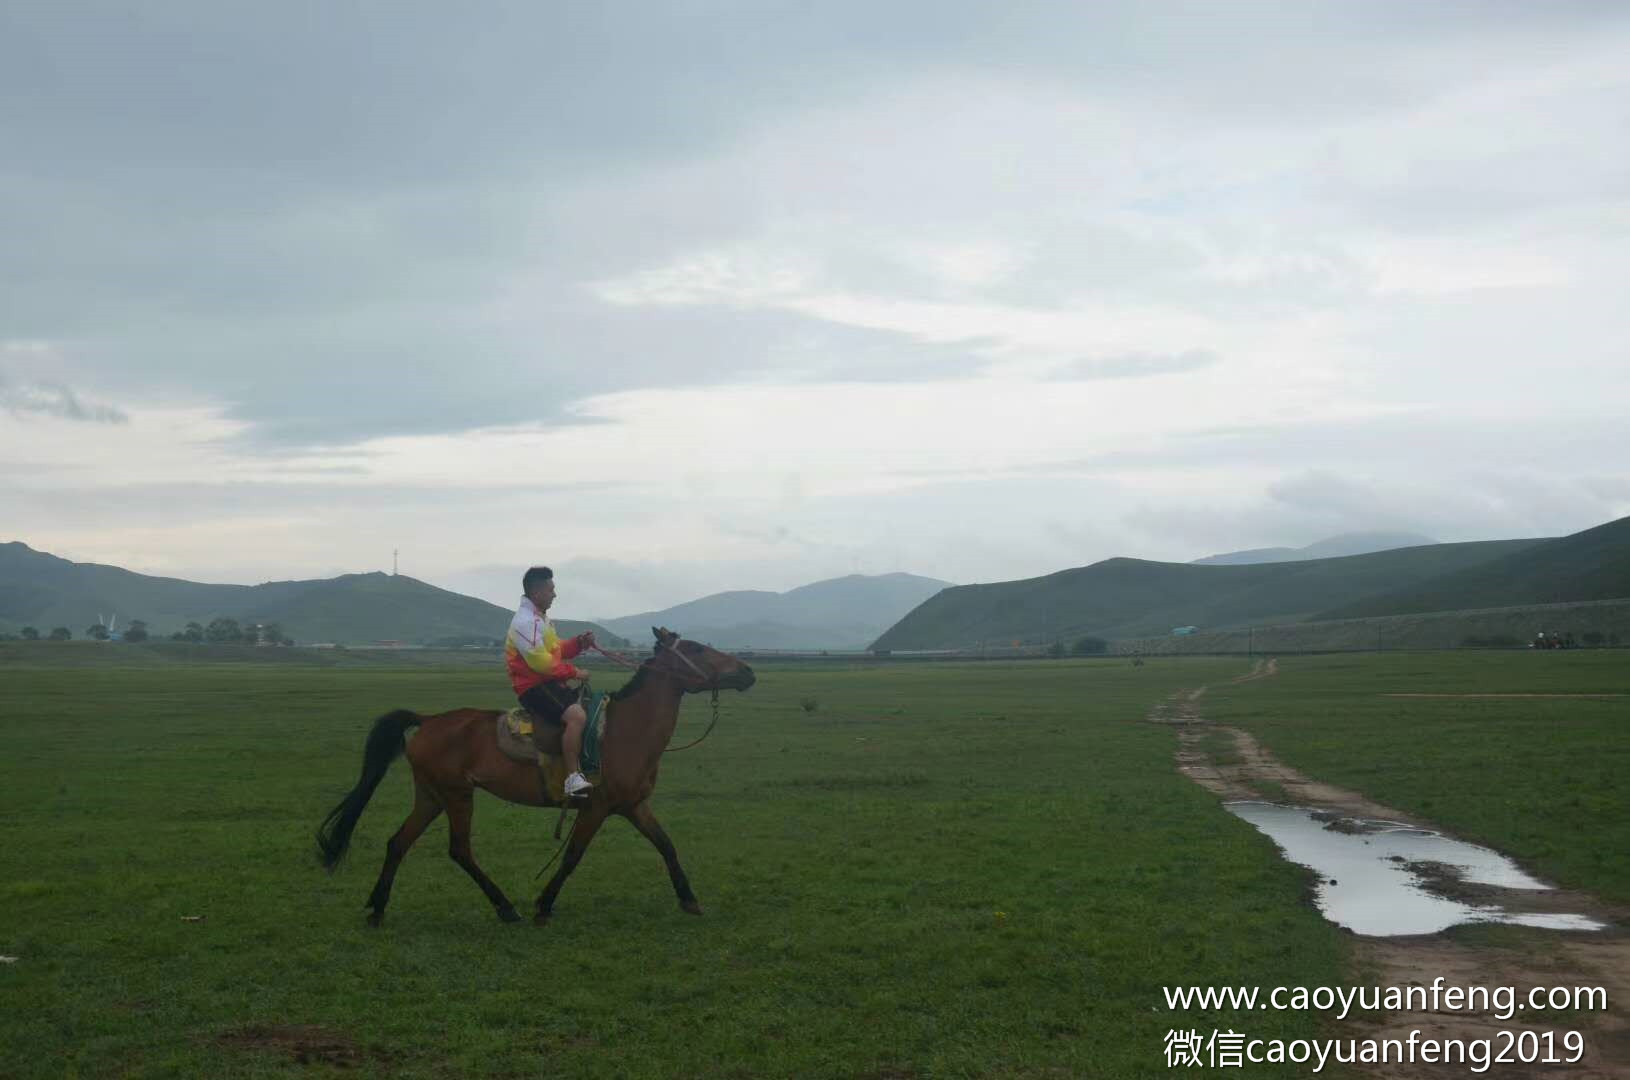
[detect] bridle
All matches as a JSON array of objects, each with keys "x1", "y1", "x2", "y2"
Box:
[{"x1": 591, "y1": 639, "x2": 723, "y2": 753}]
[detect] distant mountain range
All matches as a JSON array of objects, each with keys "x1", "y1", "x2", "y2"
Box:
[
  {"x1": 0, "y1": 542, "x2": 623, "y2": 646},
  {"x1": 17, "y1": 513, "x2": 1628, "y2": 653},
  {"x1": 872, "y1": 538, "x2": 1547, "y2": 650},
  {"x1": 1192, "y1": 531, "x2": 1440, "y2": 565},
  {"x1": 873, "y1": 518, "x2": 1630, "y2": 651},
  {"x1": 875, "y1": 515, "x2": 1630, "y2": 649},
  {"x1": 598, "y1": 573, "x2": 952, "y2": 650}
]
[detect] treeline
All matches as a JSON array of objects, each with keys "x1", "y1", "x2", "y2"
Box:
[
  {"x1": 0, "y1": 617, "x2": 293, "y2": 645},
  {"x1": 2, "y1": 619, "x2": 153, "y2": 642},
  {"x1": 1046, "y1": 636, "x2": 1109, "y2": 658},
  {"x1": 168, "y1": 618, "x2": 294, "y2": 645}
]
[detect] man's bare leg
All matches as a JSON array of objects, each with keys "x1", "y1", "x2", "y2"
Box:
[{"x1": 561, "y1": 703, "x2": 587, "y2": 775}]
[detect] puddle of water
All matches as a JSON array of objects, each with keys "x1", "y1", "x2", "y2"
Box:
[{"x1": 1224, "y1": 801, "x2": 1607, "y2": 936}]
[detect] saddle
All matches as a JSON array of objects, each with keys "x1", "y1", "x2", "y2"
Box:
[{"x1": 496, "y1": 691, "x2": 609, "y2": 802}]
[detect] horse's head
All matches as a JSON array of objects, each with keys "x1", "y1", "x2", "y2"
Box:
[{"x1": 649, "y1": 626, "x2": 756, "y2": 693}]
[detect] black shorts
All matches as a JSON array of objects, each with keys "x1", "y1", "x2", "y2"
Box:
[{"x1": 518, "y1": 682, "x2": 582, "y2": 726}]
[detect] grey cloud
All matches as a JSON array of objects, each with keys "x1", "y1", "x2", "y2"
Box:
[
  {"x1": 0, "y1": 374, "x2": 128, "y2": 423},
  {"x1": 6, "y1": 7, "x2": 1624, "y2": 391},
  {"x1": 1046, "y1": 350, "x2": 1219, "y2": 381},
  {"x1": 1, "y1": 479, "x2": 621, "y2": 531},
  {"x1": 1124, "y1": 467, "x2": 1618, "y2": 559},
  {"x1": 4, "y1": 0, "x2": 1629, "y2": 494},
  {"x1": 1085, "y1": 414, "x2": 1630, "y2": 473}
]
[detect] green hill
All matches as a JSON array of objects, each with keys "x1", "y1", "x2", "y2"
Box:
[
  {"x1": 1317, "y1": 515, "x2": 1630, "y2": 620},
  {"x1": 0, "y1": 542, "x2": 624, "y2": 646},
  {"x1": 871, "y1": 538, "x2": 1543, "y2": 650}
]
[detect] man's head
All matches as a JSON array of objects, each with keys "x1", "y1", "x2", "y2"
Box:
[{"x1": 522, "y1": 566, "x2": 556, "y2": 610}]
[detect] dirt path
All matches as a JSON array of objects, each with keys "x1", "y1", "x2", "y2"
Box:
[{"x1": 1161, "y1": 660, "x2": 1630, "y2": 1078}]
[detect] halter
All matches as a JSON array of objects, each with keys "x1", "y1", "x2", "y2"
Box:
[
  {"x1": 590, "y1": 640, "x2": 722, "y2": 753},
  {"x1": 537, "y1": 638, "x2": 728, "y2": 880}
]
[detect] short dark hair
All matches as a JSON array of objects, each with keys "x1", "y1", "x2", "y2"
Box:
[{"x1": 522, "y1": 566, "x2": 554, "y2": 595}]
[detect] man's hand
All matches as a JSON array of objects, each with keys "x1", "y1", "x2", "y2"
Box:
[{"x1": 577, "y1": 630, "x2": 597, "y2": 650}]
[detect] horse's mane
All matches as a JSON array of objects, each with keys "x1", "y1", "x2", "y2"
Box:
[{"x1": 611, "y1": 662, "x2": 655, "y2": 702}]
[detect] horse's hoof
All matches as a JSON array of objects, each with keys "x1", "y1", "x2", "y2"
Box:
[
  {"x1": 365, "y1": 910, "x2": 384, "y2": 928},
  {"x1": 680, "y1": 899, "x2": 703, "y2": 916},
  {"x1": 496, "y1": 905, "x2": 522, "y2": 924},
  {"x1": 533, "y1": 910, "x2": 552, "y2": 927}
]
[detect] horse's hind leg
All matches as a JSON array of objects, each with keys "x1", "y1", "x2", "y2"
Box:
[
  {"x1": 366, "y1": 781, "x2": 442, "y2": 927},
  {"x1": 444, "y1": 788, "x2": 521, "y2": 923},
  {"x1": 625, "y1": 800, "x2": 702, "y2": 916}
]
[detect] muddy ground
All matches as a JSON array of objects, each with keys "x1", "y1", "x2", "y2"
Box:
[{"x1": 1159, "y1": 659, "x2": 1630, "y2": 1078}]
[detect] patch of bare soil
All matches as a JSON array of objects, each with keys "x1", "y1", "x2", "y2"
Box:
[
  {"x1": 1189, "y1": 726, "x2": 1436, "y2": 825},
  {"x1": 1168, "y1": 660, "x2": 1630, "y2": 1078},
  {"x1": 1145, "y1": 685, "x2": 1207, "y2": 726},
  {"x1": 1229, "y1": 658, "x2": 1279, "y2": 684},
  {"x1": 216, "y1": 1024, "x2": 383, "y2": 1068},
  {"x1": 1355, "y1": 936, "x2": 1630, "y2": 1079}
]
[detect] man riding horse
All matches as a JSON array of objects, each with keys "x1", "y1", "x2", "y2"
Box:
[{"x1": 506, "y1": 566, "x2": 595, "y2": 798}]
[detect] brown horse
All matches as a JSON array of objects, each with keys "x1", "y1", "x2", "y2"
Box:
[{"x1": 316, "y1": 627, "x2": 755, "y2": 925}]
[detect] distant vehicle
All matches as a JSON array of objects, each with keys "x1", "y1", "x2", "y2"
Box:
[{"x1": 1171, "y1": 626, "x2": 1198, "y2": 636}]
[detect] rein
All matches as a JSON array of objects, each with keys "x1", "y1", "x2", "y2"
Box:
[
  {"x1": 590, "y1": 641, "x2": 723, "y2": 753},
  {"x1": 535, "y1": 638, "x2": 729, "y2": 882},
  {"x1": 664, "y1": 688, "x2": 720, "y2": 753}
]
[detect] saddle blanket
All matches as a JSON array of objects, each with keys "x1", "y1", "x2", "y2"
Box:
[{"x1": 495, "y1": 691, "x2": 608, "y2": 800}]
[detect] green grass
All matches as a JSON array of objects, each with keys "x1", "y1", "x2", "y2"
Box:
[
  {"x1": 0, "y1": 652, "x2": 1353, "y2": 1078},
  {"x1": 1204, "y1": 650, "x2": 1630, "y2": 903},
  {"x1": 8, "y1": 648, "x2": 1623, "y2": 1077}
]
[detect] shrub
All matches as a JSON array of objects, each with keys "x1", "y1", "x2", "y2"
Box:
[
  {"x1": 1071, "y1": 635, "x2": 1108, "y2": 656},
  {"x1": 799, "y1": 697, "x2": 819, "y2": 714},
  {"x1": 205, "y1": 617, "x2": 244, "y2": 643}
]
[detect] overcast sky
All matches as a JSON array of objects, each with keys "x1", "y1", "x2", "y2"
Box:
[{"x1": 4, "y1": 1, "x2": 1628, "y2": 619}]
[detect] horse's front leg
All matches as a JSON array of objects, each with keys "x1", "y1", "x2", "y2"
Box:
[
  {"x1": 533, "y1": 802, "x2": 609, "y2": 925},
  {"x1": 624, "y1": 800, "x2": 701, "y2": 915}
]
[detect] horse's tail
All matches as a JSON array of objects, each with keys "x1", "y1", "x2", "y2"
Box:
[{"x1": 316, "y1": 709, "x2": 422, "y2": 871}]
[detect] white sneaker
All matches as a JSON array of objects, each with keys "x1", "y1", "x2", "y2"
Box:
[{"x1": 564, "y1": 771, "x2": 594, "y2": 798}]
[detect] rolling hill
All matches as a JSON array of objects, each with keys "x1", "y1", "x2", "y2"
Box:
[
  {"x1": 1316, "y1": 515, "x2": 1630, "y2": 620},
  {"x1": 599, "y1": 572, "x2": 952, "y2": 649},
  {"x1": 0, "y1": 542, "x2": 623, "y2": 646},
  {"x1": 871, "y1": 538, "x2": 1546, "y2": 650},
  {"x1": 1192, "y1": 531, "x2": 1440, "y2": 565}
]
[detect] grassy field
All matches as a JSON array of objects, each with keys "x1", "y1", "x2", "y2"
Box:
[{"x1": 1, "y1": 645, "x2": 1623, "y2": 1077}]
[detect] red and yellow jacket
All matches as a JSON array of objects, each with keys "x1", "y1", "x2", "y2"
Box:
[{"x1": 505, "y1": 596, "x2": 586, "y2": 695}]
